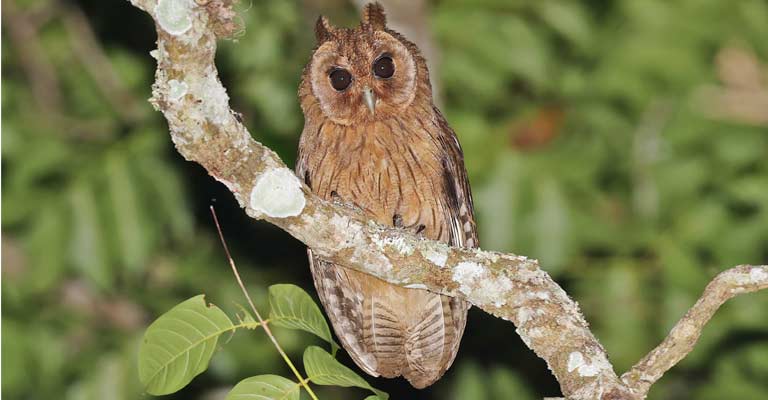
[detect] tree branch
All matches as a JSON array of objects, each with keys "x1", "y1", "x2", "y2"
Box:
[
  {"x1": 127, "y1": 1, "x2": 767, "y2": 398},
  {"x1": 621, "y1": 265, "x2": 768, "y2": 394}
]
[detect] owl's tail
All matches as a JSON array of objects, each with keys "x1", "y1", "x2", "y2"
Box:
[
  {"x1": 309, "y1": 252, "x2": 468, "y2": 389},
  {"x1": 399, "y1": 290, "x2": 468, "y2": 389}
]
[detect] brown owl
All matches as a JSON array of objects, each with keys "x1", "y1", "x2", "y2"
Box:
[{"x1": 295, "y1": 2, "x2": 478, "y2": 389}]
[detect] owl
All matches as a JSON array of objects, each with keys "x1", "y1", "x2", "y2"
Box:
[{"x1": 295, "y1": 3, "x2": 478, "y2": 389}]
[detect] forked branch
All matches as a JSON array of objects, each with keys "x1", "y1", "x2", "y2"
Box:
[{"x1": 127, "y1": 1, "x2": 767, "y2": 398}]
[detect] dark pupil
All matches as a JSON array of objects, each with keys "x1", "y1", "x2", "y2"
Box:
[
  {"x1": 329, "y1": 69, "x2": 352, "y2": 91},
  {"x1": 373, "y1": 56, "x2": 395, "y2": 79}
]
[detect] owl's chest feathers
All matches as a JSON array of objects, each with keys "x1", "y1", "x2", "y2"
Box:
[{"x1": 304, "y1": 116, "x2": 448, "y2": 235}]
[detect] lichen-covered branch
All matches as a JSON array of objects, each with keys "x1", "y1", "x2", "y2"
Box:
[
  {"x1": 128, "y1": 1, "x2": 767, "y2": 399},
  {"x1": 621, "y1": 265, "x2": 768, "y2": 394}
]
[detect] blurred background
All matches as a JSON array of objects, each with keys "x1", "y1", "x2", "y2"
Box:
[{"x1": 3, "y1": 0, "x2": 768, "y2": 399}]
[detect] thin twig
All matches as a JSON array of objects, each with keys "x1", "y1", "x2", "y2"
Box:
[{"x1": 209, "y1": 206, "x2": 320, "y2": 400}]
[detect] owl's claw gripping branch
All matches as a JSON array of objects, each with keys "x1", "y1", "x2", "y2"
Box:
[{"x1": 128, "y1": 1, "x2": 768, "y2": 399}]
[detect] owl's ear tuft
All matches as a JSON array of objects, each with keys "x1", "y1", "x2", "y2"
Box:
[
  {"x1": 315, "y1": 16, "x2": 335, "y2": 43},
  {"x1": 362, "y1": 2, "x2": 387, "y2": 30}
]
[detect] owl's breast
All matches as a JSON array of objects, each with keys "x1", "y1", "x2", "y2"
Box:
[{"x1": 303, "y1": 117, "x2": 450, "y2": 241}]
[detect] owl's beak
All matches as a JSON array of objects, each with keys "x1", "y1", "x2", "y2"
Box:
[{"x1": 362, "y1": 86, "x2": 376, "y2": 115}]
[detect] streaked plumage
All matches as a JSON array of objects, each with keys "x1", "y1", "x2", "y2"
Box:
[{"x1": 295, "y1": 3, "x2": 477, "y2": 388}]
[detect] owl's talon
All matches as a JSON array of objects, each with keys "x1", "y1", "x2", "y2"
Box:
[
  {"x1": 393, "y1": 214, "x2": 404, "y2": 228},
  {"x1": 393, "y1": 214, "x2": 425, "y2": 235},
  {"x1": 329, "y1": 190, "x2": 366, "y2": 217}
]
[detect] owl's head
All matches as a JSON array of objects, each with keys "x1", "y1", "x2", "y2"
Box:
[{"x1": 300, "y1": 3, "x2": 431, "y2": 125}]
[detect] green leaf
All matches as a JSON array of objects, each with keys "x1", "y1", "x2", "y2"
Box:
[
  {"x1": 225, "y1": 375, "x2": 299, "y2": 400},
  {"x1": 133, "y1": 155, "x2": 193, "y2": 243},
  {"x1": 22, "y1": 204, "x2": 69, "y2": 294},
  {"x1": 138, "y1": 295, "x2": 234, "y2": 395},
  {"x1": 448, "y1": 362, "x2": 488, "y2": 400},
  {"x1": 69, "y1": 182, "x2": 111, "y2": 289},
  {"x1": 268, "y1": 284, "x2": 339, "y2": 353},
  {"x1": 303, "y1": 346, "x2": 388, "y2": 400},
  {"x1": 537, "y1": 0, "x2": 592, "y2": 49},
  {"x1": 106, "y1": 153, "x2": 150, "y2": 275}
]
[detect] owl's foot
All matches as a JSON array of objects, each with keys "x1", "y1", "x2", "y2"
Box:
[
  {"x1": 330, "y1": 191, "x2": 366, "y2": 217},
  {"x1": 393, "y1": 213, "x2": 404, "y2": 228},
  {"x1": 393, "y1": 214, "x2": 426, "y2": 236}
]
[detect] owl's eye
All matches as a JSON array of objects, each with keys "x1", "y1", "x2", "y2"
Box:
[
  {"x1": 373, "y1": 56, "x2": 395, "y2": 79},
  {"x1": 329, "y1": 68, "x2": 352, "y2": 91}
]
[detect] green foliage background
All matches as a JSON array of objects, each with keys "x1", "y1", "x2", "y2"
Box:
[{"x1": 3, "y1": 0, "x2": 767, "y2": 399}]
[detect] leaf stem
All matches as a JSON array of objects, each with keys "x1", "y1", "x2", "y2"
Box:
[{"x1": 210, "y1": 206, "x2": 320, "y2": 400}]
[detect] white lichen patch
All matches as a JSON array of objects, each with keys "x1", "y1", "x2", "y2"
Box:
[
  {"x1": 566, "y1": 351, "x2": 610, "y2": 377},
  {"x1": 517, "y1": 307, "x2": 533, "y2": 325},
  {"x1": 404, "y1": 283, "x2": 428, "y2": 290},
  {"x1": 478, "y1": 251, "x2": 501, "y2": 263},
  {"x1": 330, "y1": 214, "x2": 363, "y2": 250},
  {"x1": 155, "y1": 0, "x2": 195, "y2": 35},
  {"x1": 517, "y1": 307, "x2": 546, "y2": 325},
  {"x1": 421, "y1": 247, "x2": 448, "y2": 268},
  {"x1": 167, "y1": 79, "x2": 188, "y2": 101},
  {"x1": 452, "y1": 261, "x2": 513, "y2": 306},
  {"x1": 476, "y1": 276, "x2": 514, "y2": 306},
  {"x1": 515, "y1": 264, "x2": 548, "y2": 284},
  {"x1": 555, "y1": 313, "x2": 582, "y2": 331},
  {"x1": 199, "y1": 70, "x2": 231, "y2": 125},
  {"x1": 349, "y1": 245, "x2": 392, "y2": 275},
  {"x1": 249, "y1": 168, "x2": 305, "y2": 218},
  {"x1": 372, "y1": 234, "x2": 414, "y2": 256},
  {"x1": 328, "y1": 213, "x2": 350, "y2": 229},
  {"x1": 750, "y1": 267, "x2": 768, "y2": 283},
  {"x1": 528, "y1": 327, "x2": 545, "y2": 338},
  {"x1": 534, "y1": 291, "x2": 550, "y2": 300},
  {"x1": 453, "y1": 261, "x2": 484, "y2": 293},
  {"x1": 567, "y1": 352, "x2": 585, "y2": 373}
]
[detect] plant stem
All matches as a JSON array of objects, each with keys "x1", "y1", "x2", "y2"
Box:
[{"x1": 210, "y1": 206, "x2": 320, "y2": 400}]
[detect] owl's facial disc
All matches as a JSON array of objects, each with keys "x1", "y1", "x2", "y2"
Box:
[{"x1": 307, "y1": 30, "x2": 420, "y2": 125}]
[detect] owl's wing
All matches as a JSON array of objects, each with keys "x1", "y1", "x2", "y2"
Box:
[
  {"x1": 424, "y1": 106, "x2": 479, "y2": 380},
  {"x1": 295, "y1": 135, "x2": 312, "y2": 189},
  {"x1": 434, "y1": 107, "x2": 479, "y2": 249}
]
